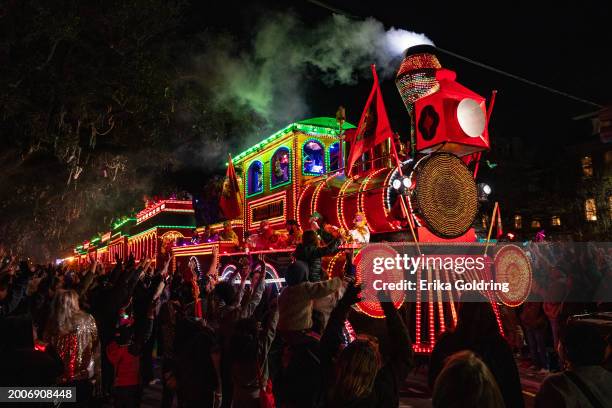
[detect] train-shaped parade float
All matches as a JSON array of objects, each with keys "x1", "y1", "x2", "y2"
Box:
[{"x1": 66, "y1": 45, "x2": 533, "y2": 354}]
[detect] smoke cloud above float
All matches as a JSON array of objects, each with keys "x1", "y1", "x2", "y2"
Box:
[{"x1": 192, "y1": 13, "x2": 434, "y2": 129}]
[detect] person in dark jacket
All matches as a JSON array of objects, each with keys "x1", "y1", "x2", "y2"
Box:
[
  {"x1": 158, "y1": 284, "x2": 187, "y2": 408},
  {"x1": 106, "y1": 274, "x2": 164, "y2": 408},
  {"x1": 520, "y1": 292, "x2": 548, "y2": 372},
  {"x1": 229, "y1": 298, "x2": 279, "y2": 407},
  {"x1": 535, "y1": 321, "x2": 612, "y2": 408},
  {"x1": 429, "y1": 292, "x2": 524, "y2": 408},
  {"x1": 293, "y1": 230, "x2": 341, "y2": 283},
  {"x1": 0, "y1": 315, "x2": 64, "y2": 387},
  {"x1": 173, "y1": 318, "x2": 220, "y2": 408},
  {"x1": 307, "y1": 212, "x2": 335, "y2": 245},
  {"x1": 90, "y1": 257, "x2": 128, "y2": 398},
  {"x1": 0, "y1": 260, "x2": 30, "y2": 318}
]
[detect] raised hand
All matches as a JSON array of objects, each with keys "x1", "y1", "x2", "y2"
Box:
[
  {"x1": 341, "y1": 281, "x2": 362, "y2": 306},
  {"x1": 238, "y1": 263, "x2": 250, "y2": 280},
  {"x1": 90, "y1": 257, "x2": 98, "y2": 273},
  {"x1": 153, "y1": 279, "x2": 166, "y2": 300},
  {"x1": 377, "y1": 289, "x2": 393, "y2": 303},
  {"x1": 161, "y1": 256, "x2": 172, "y2": 278},
  {"x1": 251, "y1": 269, "x2": 263, "y2": 288}
]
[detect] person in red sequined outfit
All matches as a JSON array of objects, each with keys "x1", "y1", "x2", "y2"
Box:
[{"x1": 43, "y1": 289, "x2": 101, "y2": 406}]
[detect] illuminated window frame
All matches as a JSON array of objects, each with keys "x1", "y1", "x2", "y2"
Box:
[
  {"x1": 329, "y1": 142, "x2": 341, "y2": 172},
  {"x1": 581, "y1": 156, "x2": 593, "y2": 178},
  {"x1": 531, "y1": 220, "x2": 541, "y2": 229},
  {"x1": 302, "y1": 138, "x2": 327, "y2": 176},
  {"x1": 551, "y1": 216, "x2": 561, "y2": 226},
  {"x1": 514, "y1": 214, "x2": 522, "y2": 230},
  {"x1": 605, "y1": 151, "x2": 612, "y2": 166},
  {"x1": 481, "y1": 215, "x2": 489, "y2": 229},
  {"x1": 585, "y1": 198, "x2": 597, "y2": 221},
  {"x1": 270, "y1": 146, "x2": 292, "y2": 190},
  {"x1": 246, "y1": 160, "x2": 264, "y2": 198}
]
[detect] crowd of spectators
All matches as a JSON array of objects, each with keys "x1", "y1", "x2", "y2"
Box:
[
  {"x1": 0, "y1": 233, "x2": 611, "y2": 408},
  {"x1": 492, "y1": 241, "x2": 612, "y2": 375}
]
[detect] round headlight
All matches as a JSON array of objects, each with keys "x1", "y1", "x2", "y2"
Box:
[
  {"x1": 457, "y1": 98, "x2": 486, "y2": 138},
  {"x1": 482, "y1": 184, "x2": 492, "y2": 195},
  {"x1": 392, "y1": 179, "x2": 402, "y2": 190},
  {"x1": 402, "y1": 177, "x2": 412, "y2": 188}
]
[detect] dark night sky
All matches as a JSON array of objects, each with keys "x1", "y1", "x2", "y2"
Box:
[{"x1": 193, "y1": 0, "x2": 611, "y2": 145}]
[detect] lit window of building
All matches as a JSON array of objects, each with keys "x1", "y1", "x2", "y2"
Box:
[
  {"x1": 551, "y1": 216, "x2": 561, "y2": 226},
  {"x1": 585, "y1": 198, "x2": 597, "y2": 221},
  {"x1": 608, "y1": 196, "x2": 612, "y2": 220},
  {"x1": 481, "y1": 215, "x2": 489, "y2": 229},
  {"x1": 531, "y1": 220, "x2": 541, "y2": 229},
  {"x1": 581, "y1": 156, "x2": 593, "y2": 177},
  {"x1": 514, "y1": 214, "x2": 522, "y2": 229}
]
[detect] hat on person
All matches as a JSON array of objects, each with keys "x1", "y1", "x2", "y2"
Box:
[{"x1": 285, "y1": 260, "x2": 309, "y2": 286}]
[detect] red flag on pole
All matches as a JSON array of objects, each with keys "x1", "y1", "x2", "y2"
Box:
[
  {"x1": 496, "y1": 205, "x2": 503, "y2": 239},
  {"x1": 220, "y1": 154, "x2": 243, "y2": 219},
  {"x1": 346, "y1": 65, "x2": 394, "y2": 176}
]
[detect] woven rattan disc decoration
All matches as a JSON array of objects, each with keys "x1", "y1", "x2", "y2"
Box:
[
  {"x1": 494, "y1": 244, "x2": 532, "y2": 307},
  {"x1": 414, "y1": 153, "x2": 478, "y2": 238},
  {"x1": 353, "y1": 243, "x2": 404, "y2": 318}
]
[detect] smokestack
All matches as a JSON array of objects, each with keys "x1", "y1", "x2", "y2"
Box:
[{"x1": 395, "y1": 45, "x2": 442, "y2": 112}]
